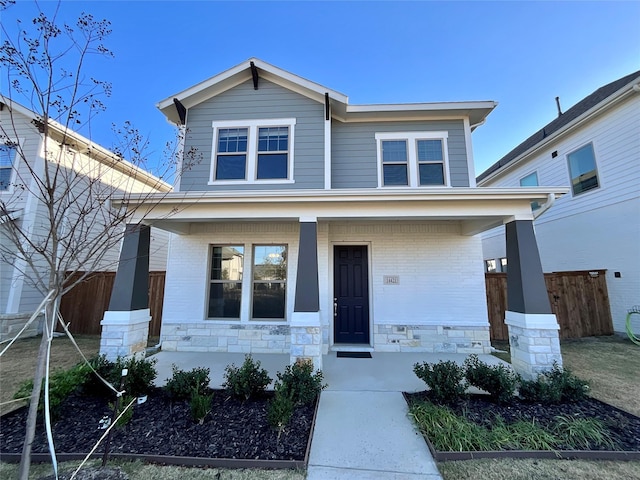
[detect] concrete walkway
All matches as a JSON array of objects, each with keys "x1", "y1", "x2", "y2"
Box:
[
  {"x1": 307, "y1": 390, "x2": 441, "y2": 479},
  {"x1": 151, "y1": 350, "x2": 504, "y2": 479}
]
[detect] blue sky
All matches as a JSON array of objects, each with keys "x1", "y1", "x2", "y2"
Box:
[{"x1": 2, "y1": 1, "x2": 639, "y2": 177}]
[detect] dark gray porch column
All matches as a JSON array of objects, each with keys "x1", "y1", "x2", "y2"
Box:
[
  {"x1": 294, "y1": 222, "x2": 319, "y2": 312},
  {"x1": 504, "y1": 220, "x2": 561, "y2": 379},
  {"x1": 109, "y1": 224, "x2": 150, "y2": 311},
  {"x1": 291, "y1": 219, "x2": 322, "y2": 370},
  {"x1": 100, "y1": 224, "x2": 152, "y2": 360}
]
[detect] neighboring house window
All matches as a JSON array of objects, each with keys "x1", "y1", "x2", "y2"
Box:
[
  {"x1": 500, "y1": 257, "x2": 507, "y2": 273},
  {"x1": 485, "y1": 259, "x2": 498, "y2": 273},
  {"x1": 567, "y1": 143, "x2": 599, "y2": 195},
  {"x1": 210, "y1": 119, "x2": 296, "y2": 184},
  {"x1": 252, "y1": 245, "x2": 287, "y2": 320},
  {"x1": 375, "y1": 132, "x2": 449, "y2": 187},
  {"x1": 0, "y1": 144, "x2": 17, "y2": 191},
  {"x1": 208, "y1": 245, "x2": 244, "y2": 318},
  {"x1": 519, "y1": 171, "x2": 541, "y2": 210}
]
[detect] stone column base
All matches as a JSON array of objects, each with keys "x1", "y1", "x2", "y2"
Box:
[
  {"x1": 99, "y1": 309, "x2": 151, "y2": 361},
  {"x1": 290, "y1": 312, "x2": 322, "y2": 371},
  {"x1": 505, "y1": 311, "x2": 562, "y2": 380}
]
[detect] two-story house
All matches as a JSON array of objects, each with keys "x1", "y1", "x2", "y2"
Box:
[
  {"x1": 0, "y1": 98, "x2": 171, "y2": 342},
  {"x1": 103, "y1": 59, "x2": 567, "y2": 376},
  {"x1": 478, "y1": 70, "x2": 640, "y2": 335}
]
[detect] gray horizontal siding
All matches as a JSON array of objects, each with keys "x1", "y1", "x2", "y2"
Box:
[
  {"x1": 181, "y1": 79, "x2": 325, "y2": 191},
  {"x1": 331, "y1": 120, "x2": 469, "y2": 188}
]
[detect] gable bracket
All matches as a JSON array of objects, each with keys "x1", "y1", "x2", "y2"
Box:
[
  {"x1": 325, "y1": 92, "x2": 330, "y2": 121},
  {"x1": 250, "y1": 61, "x2": 259, "y2": 90},
  {"x1": 173, "y1": 98, "x2": 187, "y2": 125}
]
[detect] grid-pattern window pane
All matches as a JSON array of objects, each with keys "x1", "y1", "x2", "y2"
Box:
[
  {"x1": 417, "y1": 139, "x2": 445, "y2": 186},
  {"x1": 216, "y1": 128, "x2": 248, "y2": 180},
  {"x1": 567, "y1": 143, "x2": 599, "y2": 195},
  {"x1": 208, "y1": 246, "x2": 244, "y2": 318},
  {"x1": 257, "y1": 127, "x2": 289, "y2": 179},
  {"x1": 0, "y1": 145, "x2": 16, "y2": 191},
  {"x1": 252, "y1": 245, "x2": 286, "y2": 319},
  {"x1": 417, "y1": 140, "x2": 443, "y2": 162},
  {"x1": 382, "y1": 140, "x2": 408, "y2": 186}
]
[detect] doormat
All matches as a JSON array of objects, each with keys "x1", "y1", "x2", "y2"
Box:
[{"x1": 336, "y1": 351, "x2": 372, "y2": 358}]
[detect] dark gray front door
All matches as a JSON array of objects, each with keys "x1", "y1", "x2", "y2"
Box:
[{"x1": 334, "y1": 245, "x2": 370, "y2": 344}]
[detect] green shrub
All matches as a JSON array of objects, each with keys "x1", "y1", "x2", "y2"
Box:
[
  {"x1": 518, "y1": 363, "x2": 589, "y2": 404},
  {"x1": 275, "y1": 360, "x2": 326, "y2": 406},
  {"x1": 413, "y1": 360, "x2": 466, "y2": 404},
  {"x1": 267, "y1": 385, "x2": 295, "y2": 440},
  {"x1": 463, "y1": 354, "x2": 517, "y2": 404},
  {"x1": 190, "y1": 389, "x2": 213, "y2": 425},
  {"x1": 83, "y1": 355, "x2": 157, "y2": 398},
  {"x1": 165, "y1": 365, "x2": 211, "y2": 400},
  {"x1": 223, "y1": 355, "x2": 272, "y2": 400},
  {"x1": 14, "y1": 362, "x2": 90, "y2": 416}
]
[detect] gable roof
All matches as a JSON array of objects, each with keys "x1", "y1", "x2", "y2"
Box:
[
  {"x1": 0, "y1": 96, "x2": 172, "y2": 192},
  {"x1": 477, "y1": 69, "x2": 640, "y2": 183},
  {"x1": 157, "y1": 58, "x2": 496, "y2": 128}
]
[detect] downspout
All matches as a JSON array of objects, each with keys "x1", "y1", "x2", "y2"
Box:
[{"x1": 533, "y1": 193, "x2": 556, "y2": 220}]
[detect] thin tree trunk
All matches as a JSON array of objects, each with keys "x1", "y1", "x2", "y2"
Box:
[{"x1": 18, "y1": 301, "x2": 55, "y2": 480}]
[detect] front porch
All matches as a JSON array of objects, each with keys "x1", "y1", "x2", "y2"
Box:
[{"x1": 151, "y1": 350, "x2": 508, "y2": 392}]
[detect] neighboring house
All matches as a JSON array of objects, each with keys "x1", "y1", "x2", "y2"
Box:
[
  {"x1": 104, "y1": 58, "x2": 567, "y2": 375},
  {"x1": 477, "y1": 70, "x2": 640, "y2": 334},
  {"x1": 0, "y1": 98, "x2": 172, "y2": 341}
]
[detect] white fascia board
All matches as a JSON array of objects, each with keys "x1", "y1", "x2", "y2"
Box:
[
  {"x1": 478, "y1": 83, "x2": 639, "y2": 186},
  {"x1": 345, "y1": 101, "x2": 497, "y2": 113},
  {"x1": 114, "y1": 186, "x2": 569, "y2": 207}
]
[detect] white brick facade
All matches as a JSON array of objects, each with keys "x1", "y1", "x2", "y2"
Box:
[{"x1": 160, "y1": 220, "x2": 490, "y2": 355}]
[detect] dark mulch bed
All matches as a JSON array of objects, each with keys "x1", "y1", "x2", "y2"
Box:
[
  {"x1": 405, "y1": 391, "x2": 640, "y2": 451},
  {"x1": 0, "y1": 387, "x2": 315, "y2": 461}
]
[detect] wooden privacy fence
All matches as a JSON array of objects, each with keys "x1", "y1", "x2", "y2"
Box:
[
  {"x1": 58, "y1": 272, "x2": 165, "y2": 336},
  {"x1": 485, "y1": 270, "x2": 613, "y2": 341}
]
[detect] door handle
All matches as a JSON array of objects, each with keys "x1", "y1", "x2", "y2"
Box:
[{"x1": 334, "y1": 298, "x2": 338, "y2": 317}]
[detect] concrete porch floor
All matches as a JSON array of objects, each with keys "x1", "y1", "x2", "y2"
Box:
[{"x1": 151, "y1": 350, "x2": 506, "y2": 391}]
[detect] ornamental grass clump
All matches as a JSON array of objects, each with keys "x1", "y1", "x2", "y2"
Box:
[
  {"x1": 463, "y1": 354, "x2": 518, "y2": 404},
  {"x1": 552, "y1": 415, "x2": 616, "y2": 450},
  {"x1": 223, "y1": 355, "x2": 272, "y2": 400},
  {"x1": 413, "y1": 360, "x2": 466, "y2": 404}
]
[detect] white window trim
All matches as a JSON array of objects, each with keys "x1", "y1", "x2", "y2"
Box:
[
  {"x1": 565, "y1": 141, "x2": 601, "y2": 197},
  {"x1": 0, "y1": 138, "x2": 24, "y2": 195},
  {"x1": 209, "y1": 118, "x2": 296, "y2": 185},
  {"x1": 375, "y1": 131, "x2": 450, "y2": 188}
]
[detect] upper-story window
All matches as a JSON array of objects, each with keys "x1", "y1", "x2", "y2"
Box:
[
  {"x1": 210, "y1": 119, "x2": 296, "y2": 185},
  {"x1": 519, "y1": 171, "x2": 541, "y2": 210},
  {"x1": 0, "y1": 144, "x2": 17, "y2": 191},
  {"x1": 567, "y1": 143, "x2": 599, "y2": 196},
  {"x1": 375, "y1": 132, "x2": 449, "y2": 187}
]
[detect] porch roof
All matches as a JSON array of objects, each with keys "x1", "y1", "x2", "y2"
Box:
[{"x1": 113, "y1": 187, "x2": 568, "y2": 236}]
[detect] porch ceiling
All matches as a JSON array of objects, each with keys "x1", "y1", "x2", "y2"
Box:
[{"x1": 114, "y1": 187, "x2": 568, "y2": 236}]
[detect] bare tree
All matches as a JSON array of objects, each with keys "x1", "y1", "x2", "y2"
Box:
[{"x1": 0, "y1": 2, "x2": 197, "y2": 478}]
